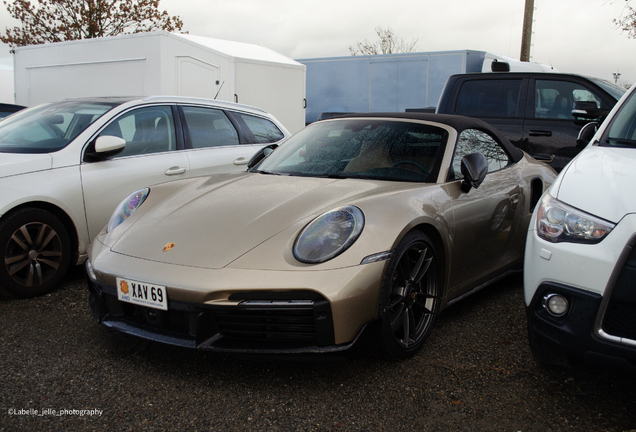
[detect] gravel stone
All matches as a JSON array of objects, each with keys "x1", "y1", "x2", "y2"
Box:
[{"x1": 1, "y1": 267, "x2": 635, "y2": 431}]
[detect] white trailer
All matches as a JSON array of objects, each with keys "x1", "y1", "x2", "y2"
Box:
[{"x1": 13, "y1": 31, "x2": 306, "y2": 133}]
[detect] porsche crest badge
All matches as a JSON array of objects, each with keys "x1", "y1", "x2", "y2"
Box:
[{"x1": 163, "y1": 243, "x2": 176, "y2": 252}]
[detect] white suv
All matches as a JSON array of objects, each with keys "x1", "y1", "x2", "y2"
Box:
[
  {"x1": 524, "y1": 84, "x2": 636, "y2": 369},
  {"x1": 0, "y1": 96, "x2": 290, "y2": 298}
]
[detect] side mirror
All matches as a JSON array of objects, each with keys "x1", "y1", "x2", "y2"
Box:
[
  {"x1": 247, "y1": 144, "x2": 278, "y2": 169},
  {"x1": 84, "y1": 135, "x2": 126, "y2": 162},
  {"x1": 460, "y1": 152, "x2": 488, "y2": 193},
  {"x1": 576, "y1": 122, "x2": 598, "y2": 148},
  {"x1": 491, "y1": 60, "x2": 510, "y2": 72},
  {"x1": 572, "y1": 101, "x2": 609, "y2": 120}
]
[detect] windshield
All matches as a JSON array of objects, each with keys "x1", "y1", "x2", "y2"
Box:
[
  {"x1": 587, "y1": 77, "x2": 627, "y2": 101},
  {"x1": 604, "y1": 89, "x2": 636, "y2": 148},
  {"x1": 255, "y1": 119, "x2": 448, "y2": 182},
  {"x1": 0, "y1": 100, "x2": 120, "y2": 154}
]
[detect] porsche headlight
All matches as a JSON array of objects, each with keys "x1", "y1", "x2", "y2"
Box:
[
  {"x1": 107, "y1": 188, "x2": 150, "y2": 232},
  {"x1": 537, "y1": 194, "x2": 614, "y2": 244},
  {"x1": 293, "y1": 206, "x2": 365, "y2": 263}
]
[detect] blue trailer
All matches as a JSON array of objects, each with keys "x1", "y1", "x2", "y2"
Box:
[{"x1": 297, "y1": 50, "x2": 555, "y2": 124}]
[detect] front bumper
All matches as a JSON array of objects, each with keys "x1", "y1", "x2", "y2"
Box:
[
  {"x1": 525, "y1": 226, "x2": 636, "y2": 369},
  {"x1": 85, "y1": 251, "x2": 386, "y2": 354},
  {"x1": 526, "y1": 282, "x2": 636, "y2": 369}
]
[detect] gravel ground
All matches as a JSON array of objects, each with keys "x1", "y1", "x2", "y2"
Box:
[{"x1": 1, "y1": 266, "x2": 635, "y2": 432}]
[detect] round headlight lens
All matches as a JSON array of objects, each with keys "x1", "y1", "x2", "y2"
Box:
[
  {"x1": 293, "y1": 205, "x2": 365, "y2": 264},
  {"x1": 107, "y1": 188, "x2": 150, "y2": 232}
]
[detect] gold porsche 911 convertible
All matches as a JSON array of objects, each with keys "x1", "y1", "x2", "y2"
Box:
[{"x1": 86, "y1": 113, "x2": 556, "y2": 359}]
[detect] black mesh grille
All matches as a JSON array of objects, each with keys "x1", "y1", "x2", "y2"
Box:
[
  {"x1": 214, "y1": 307, "x2": 317, "y2": 342},
  {"x1": 603, "y1": 245, "x2": 636, "y2": 341},
  {"x1": 603, "y1": 303, "x2": 636, "y2": 340}
]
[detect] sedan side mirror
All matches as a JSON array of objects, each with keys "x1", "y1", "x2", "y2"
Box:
[
  {"x1": 84, "y1": 135, "x2": 126, "y2": 162},
  {"x1": 460, "y1": 152, "x2": 488, "y2": 193},
  {"x1": 247, "y1": 144, "x2": 278, "y2": 169}
]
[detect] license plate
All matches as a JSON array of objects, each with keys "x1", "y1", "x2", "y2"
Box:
[{"x1": 116, "y1": 277, "x2": 168, "y2": 310}]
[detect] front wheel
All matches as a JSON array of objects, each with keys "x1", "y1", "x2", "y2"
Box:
[
  {"x1": 0, "y1": 208, "x2": 72, "y2": 298},
  {"x1": 378, "y1": 231, "x2": 441, "y2": 359}
]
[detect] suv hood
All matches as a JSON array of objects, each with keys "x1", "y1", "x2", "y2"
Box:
[
  {"x1": 556, "y1": 146, "x2": 636, "y2": 223},
  {"x1": 0, "y1": 153, "x2": 53, "y2": 179}
]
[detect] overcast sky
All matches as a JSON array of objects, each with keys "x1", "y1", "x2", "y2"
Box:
[{"x1": 0, "y1": 0, "x2": 634, "y2": 86}]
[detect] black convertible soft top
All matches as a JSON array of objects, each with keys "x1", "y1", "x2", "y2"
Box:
[{"x1": 324, "y1": 112, "x2": 525, "y2": 163}]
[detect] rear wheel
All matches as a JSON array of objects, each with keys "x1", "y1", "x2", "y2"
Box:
[
  {"x1": 378, "y1": 231, "x2": 441, "y2": 359},
  {"x1": 0, "y1": 208, "x2": 72, "y2": 298}
]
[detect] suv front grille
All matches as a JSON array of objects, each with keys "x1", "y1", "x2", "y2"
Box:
[{"x1": 603, "y1": 245, "x2": 636, "y2": 341}]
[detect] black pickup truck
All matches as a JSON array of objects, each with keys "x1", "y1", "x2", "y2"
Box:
[{"x1": 436, "y1": 72, "x2": 626, "y2": 171}]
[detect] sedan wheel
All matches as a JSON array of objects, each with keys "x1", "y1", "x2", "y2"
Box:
[
  {"x1": 0, "y1": 208, "x2": 72, "y2": 298},
  {"x1": 379, "y1": 231, "x2": 441, "y2": 359}
]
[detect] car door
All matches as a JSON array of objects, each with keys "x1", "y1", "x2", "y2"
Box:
[
  {"x1": 178, "y1": 105, "x2": 257, "y2": 177},
  {"x1": 443, "y1": 129, "x2": 523, "y2": 295},
  {"x1": 523, "y1": 78, "x2": 611, "y2": 171},
  {"x1": 453, "y1": 77, "x2": 528, "y2": 148},
  {"x1": 180, "y1": 106, "x2": 288, "y2": 178},
  {"x1": 80, "y1": 105, "x2": 190, "y2": 241}
]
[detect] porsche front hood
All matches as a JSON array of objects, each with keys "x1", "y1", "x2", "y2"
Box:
[
  {"x1": 556, "y1": 146, "x2": 636, "y2": 223},
  {"x1": 111, "y1": 172, "x2": 406, "y2": 269}
]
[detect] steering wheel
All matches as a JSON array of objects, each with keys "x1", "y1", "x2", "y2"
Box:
[{"x1": 391, "y1": 160, "x2": 429, "y2": 176}]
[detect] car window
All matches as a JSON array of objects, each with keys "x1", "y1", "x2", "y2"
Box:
[
  {"x1": 182, "y1": 106, "x2": 239, "y2": 148},
  {"x1": 535, "y1": 80, "x2": 603, "y2": 120},
  {"x1": 451, "y1": 129, "x2": 511, "y2": 180},
  {"x1": 232, "y1": 112, "x2": 285, "y2": 144},
  {"x1": 455, "y1": 79, "x2": 522, "y2": 118},
  {"x1": 100, "y1": 106, "x2": 176, "y2": 157}
]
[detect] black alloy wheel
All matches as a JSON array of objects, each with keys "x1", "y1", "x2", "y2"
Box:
[
  {"x1": 0, "y1": 208, "x2": 72, "y2": 298},
  {"x1": 378, "y1": 230, "x2": 441, "y2": 359}
]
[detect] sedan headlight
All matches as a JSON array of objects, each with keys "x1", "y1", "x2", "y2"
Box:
[
  {"x1": 107, "y1": 188, "x2": 150, "y2": 232},
  {"x1": 537, "y1": 194, "x2": 614, "y2": 244},
  {"x1": 293, "y1": 205, "x2": 365, "y2": 263}
]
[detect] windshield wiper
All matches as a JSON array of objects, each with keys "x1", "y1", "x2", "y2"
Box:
[
  {"x1": 606, "y1": 138, "x2": 636, "y2": 147},
  {"x1": 251, "y1": 169, "x2": 287, "y2": 176}
]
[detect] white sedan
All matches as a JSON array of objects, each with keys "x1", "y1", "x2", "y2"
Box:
[
  {"x1": 0, "y1": 96, "x2": 290, "y2": 298},
  {"x1": 524, "y1": 84, "x2": 636, "y2": 369}
]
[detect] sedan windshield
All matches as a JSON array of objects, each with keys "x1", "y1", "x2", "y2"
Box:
[
  {"x1": 0, "y1": 100, "x2": 120, "y2": 154},
  {"x1": 255, "y1": 119, "x2": 448, "y2": 182}
]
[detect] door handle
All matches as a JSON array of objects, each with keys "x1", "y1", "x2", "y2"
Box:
[
  {"x1": 233, "y1": 157, "x2": 248, "y2": 166},
  {"x1": 528, "y1": 130, "x2": 552, "y2": 137},
  {"x1": 164, "y1": 166, "x2": 187, "y2": 176}
]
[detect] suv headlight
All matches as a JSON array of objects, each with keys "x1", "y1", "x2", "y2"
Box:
[
  {"x1": 537, "y1": 194, "x2": 614, "y2": 244},
  {"x1": 293, "y1": 205, "x2": 364, "y2": 263},
  {"x1": 107, "y1": 188, "x2": 150, "y2": 232}
]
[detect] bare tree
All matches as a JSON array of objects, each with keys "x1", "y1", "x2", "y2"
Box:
[
  {"x1": 613, "y1": 0, "x2": 636, "y2": 38},
  {"x1": 1, "y1": 0, "x2": 184, "y2": 48},
  {"x1": 349, "y1": 26, "x2": 419, "y2": 56}
]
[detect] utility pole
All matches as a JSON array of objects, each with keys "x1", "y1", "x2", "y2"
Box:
[{"x1": 520, "y1": 0, "x2": 535, "y2": 62}]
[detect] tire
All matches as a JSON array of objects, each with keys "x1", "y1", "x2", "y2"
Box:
[
  {"x1": 0, "y1": 208, "x2": 72, "y2": 298},
  {"x1": 378, "y1": 231, "x2": 441, "y2": 359}
]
